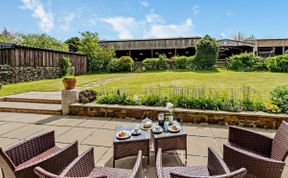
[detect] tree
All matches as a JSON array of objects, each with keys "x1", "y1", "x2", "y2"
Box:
[
  {"x1": 234, "y1": 32, "x2": 244, "y2": 41},
  {"x1": 195, "y1": 35, "x2": 219, "y2": 69},
  {"x1": 0, "y1": 28, "x2": 19, "y2": 43},
  {"x1": 18, "y1": 33, "x2": 69, "y2": 51},
  {"x1": 65, "y1": 37, "x2": 81, "y2": 52},
  {"x1": 78, "y1": 31, "x2": 115, "y2": 73}
]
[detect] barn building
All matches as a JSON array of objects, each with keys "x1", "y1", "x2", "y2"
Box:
[{"x1": 99, "y1": 37, "x2": 288, "y2": 63}]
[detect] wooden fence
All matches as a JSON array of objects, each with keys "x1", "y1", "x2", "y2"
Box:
[{"x1": 0, "y1": 45, "x2": 87, "y2": 75}]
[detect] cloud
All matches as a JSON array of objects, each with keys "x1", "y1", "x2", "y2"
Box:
[
  {"x1": 140, "y1": 0, "x2": 149, "y2": 8},
  {"x1": 21, "y1": 0, "x2": 54, "y2": 32},
  {"x1": 146, "y1": 19, "x2": 193, "y2": 38},
  {"x1": 99, "y1": 17, "x2": 140, "y2": 39},
  {"x1": 192, "y1": 5, "x2": 200, "y2": 16},
  {"x1": 98, "y1": 12, "x2": 194, "y2": 39},
  {"x1": 60, "y1": 13, "x2": 76, "y2": 32},
  {"x1": 145, "y1": 12, "x2": 164, "y2": 24}
]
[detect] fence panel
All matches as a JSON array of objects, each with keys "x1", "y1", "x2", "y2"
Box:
[{"x1": 0, "y1": 47, "x2": 87, "y2": 75}]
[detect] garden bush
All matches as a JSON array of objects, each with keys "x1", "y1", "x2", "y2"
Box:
[
  {"x1": 107, "y1": 56, "x2": 134, "y2": 72},
  {"x1": 97, "y1": 89, "x2": 137, "y2": 105},
  {"x1": 95, "y1": 86, "x2": 277, "y2": 113},
  {"x1": 195, "y1": 35, "x2": 219, "y2": 69},
  {"x1": 226, "y1": 53, "x2": 267, "y2": 71},
  {"x1": 270, "y1": 85, "x2": 288, "y2": 113},
  {"x1": 59, "y1": 57, "x2": 73, "y2": 76},
  {"x1": 139, "y1": 93, "x2": 168, "y2": 106},
  {"x1": 79, "y1": 89, "x2": 97, "y2": 104},
  {"x1": 266, "y1": 54, "x2": 288, "y2": 72},
  {"x1": 142, "y1": 54, "x2": 169, "y2": 71},
  {"x1": 173, "y1": 56, "x2": 196, "y2": 70}
]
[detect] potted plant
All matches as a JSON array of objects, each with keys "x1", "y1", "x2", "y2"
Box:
[{"x1": 62, "y1": 76, "x2": 76, "y2": 90}]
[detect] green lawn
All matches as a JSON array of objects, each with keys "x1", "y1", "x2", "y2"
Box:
[{"x1": 1, "y1": 69, "x2": 288, "y2": 100}]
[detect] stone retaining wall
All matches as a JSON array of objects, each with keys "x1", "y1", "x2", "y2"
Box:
[
  {"x1": 69, "y1": 103, "x2": 288, "y2": 129},
  {"x1": 0, "y1": 65, "x2": 61, "y2": 83}
]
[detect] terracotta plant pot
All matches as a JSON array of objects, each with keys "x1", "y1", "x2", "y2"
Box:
[{"x1": 62, "y1": 78, "x2": 76, "y2": 90}]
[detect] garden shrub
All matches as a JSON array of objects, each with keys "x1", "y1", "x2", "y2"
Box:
[
  {"x1": 195, "y1": 35, "x2": 219, "y2": 69},
  {"x1": 97, "y1": 90, "x2": 137, "y2": 105},
  {"x1": 95, "y1": 86, "x2": 286, "y2": 114},
  {"x1": 59, "y1": 57, "x2": 73, "y2": 76},
  {"x1": 226, "y1": 53, "x2": 267, "y2": 71},
  {"x1": 79, "y1": 89, "x2": 97, "y2": 104},
  {"x1": 139, "y1": 93, "x2": 168, "y2": 106},
  {"x1": 270, "y1": 85, "x2": 288, "y2": 113},
  {"x1": 266, "y1": 54, "x2": 288, "y2": 72},
  {"x1": 142, "y1": 54, "x2": 169, "y2": 71},
  {"x1": 108, "y1": 56, "x2": 134, "y2": 72},
  {"x1": 173, "y1": 56, "x2": 196, "y2": 69},
  {"x1": 118, "y1": 56, "x2": 134, "y2": 72}
]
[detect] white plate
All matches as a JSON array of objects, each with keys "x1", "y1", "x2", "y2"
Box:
[
  {"x1": 152, "y1": 127, "x2": 163, "y2": 134},
  {"x1": 131, "y1": 129, "x2": 141, "y2": 136},
  {"x1": 167, "y1": 125, "x2": 181, "y2": 133},
  {"x1": 140, "y1": 124, "x2": 152, "y2": 131},
  {"x1": 116, "y1": 130, "x2": 131, "y2": 139}
]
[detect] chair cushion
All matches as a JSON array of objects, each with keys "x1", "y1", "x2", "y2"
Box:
[
  {"x1": 89, "y1": 166, "x2": 132, "y2": 178},
  {"x1": 16, "y1": 146, "x2": 61, "y2": 170},
  {"x1": 163, "y1": 166, "x2": 210, "y2": 178}
]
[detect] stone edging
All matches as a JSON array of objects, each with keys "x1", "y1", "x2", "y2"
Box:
[{"x1": 69, "y1": 103, "x2": 288, "y2": 129}]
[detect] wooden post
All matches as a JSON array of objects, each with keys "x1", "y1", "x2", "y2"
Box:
[
  {"x1": 283, "y1": 46, "x2": 285, "y2": 54},
  {"x1": 151, "y1": 49, "x2": 154, "y2": 58},
  {"x1": 128, "y1": 50, "x2": 131, "y2": 57},
  {"x1": 175, "y1": 48, "x2": 177, "y2": 56}
]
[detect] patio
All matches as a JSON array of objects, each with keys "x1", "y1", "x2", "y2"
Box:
[{"x1": 0, "y1": 112, "x2": 287, "y2": 178}]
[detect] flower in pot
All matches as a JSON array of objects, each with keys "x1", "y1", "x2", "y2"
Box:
[
  {"x1": 166, "y1": 102, "x2": 174, "y2": 125},
  {"x1": 62, "y1": 76, "x2": 76, "y2": 90}
]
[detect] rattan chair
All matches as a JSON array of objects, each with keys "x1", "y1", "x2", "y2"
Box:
[
  {"x1": 0, "y1": 131, "x2": 78, "y2": 178},
  {"x1": 156, "y1": 147, "x2": 247, "y2": 178},
  {"x1": 223, "y1": 121, "x2": 288, "y2": 178},
  {"x1": 34, "y1": 147, "x2": 143, "y2": 178}
]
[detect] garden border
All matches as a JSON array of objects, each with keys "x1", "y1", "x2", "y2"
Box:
[{"x1": 69, "y1": 103, "x2": 288, "y2": 129}]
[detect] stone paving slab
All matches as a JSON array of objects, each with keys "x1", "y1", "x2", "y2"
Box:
[
  {"x1": 0, "y1": 112, "x2": 286, "y2": 178},
  {"x1": 0, "y1": 122, "x2": 27, "y2": 135},
  {"x1": 56, "y1": 127, "x2": 95, "y2": 144},
  {"x1": 82, "y1": 129, "x2": 114, "y2": 147},
  {"x1": 4, "y1": 91, "x2": 61, "y2": 100},
  {"x1": 0, "y1": 101, "x2": 62, "y2": 110}
]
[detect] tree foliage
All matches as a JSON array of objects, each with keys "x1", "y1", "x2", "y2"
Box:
[
  {"x1": 0, "y1": 28, "x2": 68, "y2": 51},
  {"x1": 195, "y1": 35, "x2": 219, "y2": 69},
  {"x1": 78, "y1": 31, "x2": 115, "y2": 73},
  {"x1": 65, "y1": 37, "x2": 81, "y2": 52},
  {"x1": 18, "y1": 33, "x2": 69, "y2": 51}
]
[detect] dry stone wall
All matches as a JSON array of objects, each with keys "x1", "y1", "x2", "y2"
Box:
[
  {"x1": 0, "y1": 65, "x2": 61, "y2": 84},
  {"x1": 69, "y1": 103, "x2": 288, "y2": 129}
]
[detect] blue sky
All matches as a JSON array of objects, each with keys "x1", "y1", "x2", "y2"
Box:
[{"x1": 1, "y1": 0, "x2": 287, "y2": 40}]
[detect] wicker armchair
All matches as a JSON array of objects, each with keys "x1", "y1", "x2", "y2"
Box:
[
  {"x1": 156, "y1": 147, "x2": 247, "y2": 178},
  {"x1": 0, "y1": 131, "x2": 78, "y2": 178},
  {"x1": 223, "y1": 121, "x2": 288, "y2": 178},
  {"x1": 34, "y1": 147, "x2": 143, "y2": 178}
]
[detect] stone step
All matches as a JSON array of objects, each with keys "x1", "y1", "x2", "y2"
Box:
[
  {"x1": 0, "y1": 101, "x2": 62, "y2": 115},
  {"x1": 3, "y1": 97, "x2": 61, "y2": 104}
]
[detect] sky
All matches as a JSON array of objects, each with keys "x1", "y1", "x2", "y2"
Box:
[{"x1": 0, "y1": 0, "x2": 287, "y2": 41}]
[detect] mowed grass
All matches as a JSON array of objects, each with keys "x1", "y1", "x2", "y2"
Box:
[
  {"x1": 1, "y1": 69, "x2": 288, "y2": 100},
  {"x1": 0, "y1": 73, "x2": 124, "y2": 96}
]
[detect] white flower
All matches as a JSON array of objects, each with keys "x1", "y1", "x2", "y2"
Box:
[
  {"x1": 133, "y1": 95, "x2": 139, "y2": 102},
  {"x1": 166, "y1": 102, "x2": 174, "y2": 113}
]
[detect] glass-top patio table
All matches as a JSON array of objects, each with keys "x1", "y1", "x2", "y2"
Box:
[
  {"x1": 152, "y1": 121, "x2": 187, "y2": 163},
  {"x1": 113, "y1": 120, "x2": 187, "y2": 167},
  {"x1": 113, "y1": 124, "x2": 150, "y2": 167}
]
